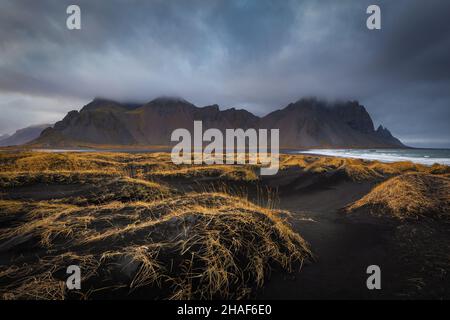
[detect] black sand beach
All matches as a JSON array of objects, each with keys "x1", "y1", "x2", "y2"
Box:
[{"x1": 0, "y1": 152, "x2": 449, "y2": 299}]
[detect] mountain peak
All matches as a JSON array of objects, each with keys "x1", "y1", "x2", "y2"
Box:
[
  {"x1": 287, "y1": 97, "x2": 322, "y2": 110},
  {"x1": 81, "y1": 98, "x2": 124, "y2": 112},
  {"x1": 201, "y1": 104, "x2": 220, "y2": 112},
  {"x1": 92, "y1": 97, "x2": 118, "y2": 103},
  {"x1": 82, "y1": 98, "x2": 144, "y2": 112},
  {"x1": 376, "y1": 125, "x2": 391, "y2": 136},
  {"x1": 149, "y1": 96, "x2": 192, "y2": 105},
  {"x1": 375, "y1": 125, "x2": 404, "y2": 146}
]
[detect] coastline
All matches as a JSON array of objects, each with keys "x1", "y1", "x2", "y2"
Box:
[{"x1": 293, "y1": 148, "x2": 450, "y2": 166}]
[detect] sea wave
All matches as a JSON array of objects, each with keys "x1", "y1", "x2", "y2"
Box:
[{"x1": 296, "y1": 149, "x2": 450, "y2": 166}]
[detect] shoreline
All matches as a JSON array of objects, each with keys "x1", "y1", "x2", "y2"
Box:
[
  {"x1": 1, "y1": 145, "x2": 449, "y2": 167},
  {"x1": 293, "y1": 149, "x2": 450, "y2": 166}
]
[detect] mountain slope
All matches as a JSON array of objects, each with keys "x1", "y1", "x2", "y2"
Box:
[
  {"x1": 0, "y1": 124, "x2": 52, "y2": 147},
  {"x1": 31, "y1": 97, "x2": 404, "y2": 148}
]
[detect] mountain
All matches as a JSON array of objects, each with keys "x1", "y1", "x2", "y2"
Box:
[
  {"x1": 260, "y1": 98, "x2": 403, "y2": 148},
  {"x1": 0, "y1": 124, "x2": 52, "y2": 147},
  {"x1": 31, "y1": 97, "x2": 404, "y2": 148}
]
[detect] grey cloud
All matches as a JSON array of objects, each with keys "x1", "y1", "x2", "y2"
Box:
[{"x1": 0, "y1": 0, "x2": 448, "y2": 147}]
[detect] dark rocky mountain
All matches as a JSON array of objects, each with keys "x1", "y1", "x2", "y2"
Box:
[
  {"x1": 32, "y1": 97, "x2": 404, "y2": 148},
  {"x1": 260, "y1": 98, "x2": 403, "y2": 148},
  {"x1": 0, "y1": 124, "x2": 52, "y2": 147}
]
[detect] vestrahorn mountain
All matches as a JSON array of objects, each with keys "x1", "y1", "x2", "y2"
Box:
[{"x1": 31, "y1": 97, "x2": 404, "y2": 148}]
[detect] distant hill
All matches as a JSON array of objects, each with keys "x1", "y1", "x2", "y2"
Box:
[
  {"x1": 0, "y1": 124, "x2": 52, "y2": 147},
  {"x1": 31, "y1": 97, "x2": 404, "y2": 148}
]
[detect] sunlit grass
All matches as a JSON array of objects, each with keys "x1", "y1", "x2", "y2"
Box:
[
  {"x1": 346, "y1": 173, "x2": 450, "y2": 220},
  {"x1": 0, "y1": 151, "x2": 311, "y2": 300},
  {"x1": 0, "y1": 192, "x2": 311, "y2": 299},
  {"x1": 1, "y1": 151, "x2": 448, "y2": 299}
]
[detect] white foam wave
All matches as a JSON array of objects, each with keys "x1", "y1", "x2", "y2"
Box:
[{"x1": 296, "y1": 149, "x2": 450, "y2": 166}]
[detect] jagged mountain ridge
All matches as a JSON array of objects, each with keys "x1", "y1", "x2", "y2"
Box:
[
  {"x1": 0, "y1": 124, "x2": 52, "y2": 147},
  {"x1": 33, "y1": 97, "x2": 404, "y2": 148}
]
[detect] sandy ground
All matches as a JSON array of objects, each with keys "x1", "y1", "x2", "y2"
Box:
[
  {"x1": 258, "y1": 180, "x2": 396, "y2": 299},
  {"x1": 152, "y1": 169, "x2": 449, "y2": 299},
  {"x1": 255, "y1": 173, "x2": 449, "y2": 299}
]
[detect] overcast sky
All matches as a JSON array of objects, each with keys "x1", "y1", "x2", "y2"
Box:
[{"x1": 0, "y1": 0, "x2": 449, "y2": 147}]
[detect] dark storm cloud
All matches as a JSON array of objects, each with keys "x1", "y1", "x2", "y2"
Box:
[{"x1": 0, "y1": 0, "x2": 448, "y2": 147}]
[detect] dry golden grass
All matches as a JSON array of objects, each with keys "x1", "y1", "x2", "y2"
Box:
[
  {"x1": 1, "y1": 151, "x2": 449, "y2": 299},
  {"x1": 149, "y1": 164, "x2": 258, "y2": 181},
  {"x1": 0, "y1": 192, "x2": 311, "y2": 300},
  {"x1": 1, "y1": 151, "x2": 446, "y2": 182},
  {"x1": 0, "y1": 151, "x2": 258, "y2": 182},
  {"x1": 0, "y1": 172, "x2": 173, "y2": 206},
  {"x1": 0, "y1": 170, "x2": 119, "y2": 188},
  {"x1": 0, "y1": 151, "x2": 312, "y2": 300},
  {"x1": 346, "y1": 173, "x2": 450, "y2": 220},
  {"x1": 279, "y1": 154, "x2": 445, "y2": 181},
  {"x1": 0, "y1": 152, "x2": 121, "y2": 172}
]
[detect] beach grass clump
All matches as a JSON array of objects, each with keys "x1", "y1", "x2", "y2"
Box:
[
  {"x1": 0, "y1": 192, "x2": 311, "y2": 300},
  {"x1": 0, "y1": 152, "x2": 260, "y2": 183},
  {"x1": 279, "y1": 154, "x2": 448, "y2": 181},
  {"x1": 50, "y1": 176, "x2": 173, "y2": 205},
  {"x1": 0, "y1": 170, "x2": 121, "y2": 188},
  {"x1": 0, "y1": 152, "x2": 121, "y2": 172},
  {"x1": 345, "y1": 173, "x2": 450, "y2": 220},
  {"x1": 148, "y1": 164, "x2": 258, "y2": 182}
]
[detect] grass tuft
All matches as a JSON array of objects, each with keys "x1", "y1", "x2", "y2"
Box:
[{"x1": 345, "y1": 173, "x2": 450, "y2": 220}]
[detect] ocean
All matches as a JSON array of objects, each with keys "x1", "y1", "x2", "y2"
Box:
[{"x1": 296, "y1": 148, "x2": 450, "y2": 166}]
